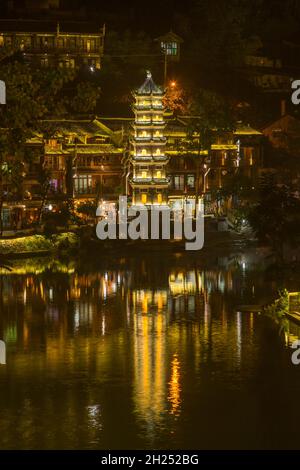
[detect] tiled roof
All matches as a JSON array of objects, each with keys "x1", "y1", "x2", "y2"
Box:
[
  {"x1": 0, "y1": 19, "x2": 103, "y2": 34},
  {"x1": 155, "y1": 31, "x2": 184, "y2": 43},
  {"x1": 41, "y1": 119, "x2": 112, "y2": 137}
]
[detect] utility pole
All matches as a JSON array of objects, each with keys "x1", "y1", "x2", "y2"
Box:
[{"x1": 164, "y1": 51, "x2": 168, "y2": 87}]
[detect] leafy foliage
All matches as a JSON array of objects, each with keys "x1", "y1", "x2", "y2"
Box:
[{"x1": 248, "y1": 175, "x2": 300, "y2": 259}]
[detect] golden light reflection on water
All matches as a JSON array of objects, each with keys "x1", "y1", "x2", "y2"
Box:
[
  {"x1": 168, "y1": 354, "x2": 181, "y2": 417},
  {"x1": 0, "y1": 257, "x2": 276, "y2": 448}
]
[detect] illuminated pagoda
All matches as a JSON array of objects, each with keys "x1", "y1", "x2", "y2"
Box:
[{"x1": 130, "y1": 71, "x2": 169, "y2": 205}]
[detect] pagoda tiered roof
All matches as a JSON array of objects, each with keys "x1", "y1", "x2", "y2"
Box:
[{"x1": 135, "y1": 71, "x2": 164, "y2": 96}]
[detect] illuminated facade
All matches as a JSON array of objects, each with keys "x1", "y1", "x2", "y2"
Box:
[
  {"x1": 130, "y1": 72, "x2": 169, "y2": 205},
  {"x1": 1, "y1": 119, "x2": 123, "y2": 229},
  {"x1": 0, "y1": 114, "x2": 263, "y2": 229},
  {"x1": 0, "y1": 19, "x2": 105, "y2": 69}
]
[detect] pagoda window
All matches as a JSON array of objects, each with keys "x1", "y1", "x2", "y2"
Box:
[
  {"x1": 0, "y1": 35, "x2": 3, "y2": 47},
  {"x1": 156, "y1": 170, "x2": 162, "y2": 179},
  {"x1": 157, "y1": 193, "x2": 163, "y2": 204},
  {"x1": 141, "y1": 193, "x2": 148, "y2": 204},
  {"x1": 174, "y1": 175, "x2": 184, "y2": 190},
  {"x1": 141, "y1": 149, "x2": 147, "y2": 155},
  {"x1": 141, "y1": 171, "x2": 148, "y2": 179}
]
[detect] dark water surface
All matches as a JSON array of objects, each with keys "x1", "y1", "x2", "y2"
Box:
[{"x1": 1, "y1": 252, "x2": 300, "y2": 450}]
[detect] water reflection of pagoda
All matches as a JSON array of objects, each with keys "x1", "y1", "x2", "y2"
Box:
[{"x1": 0, "y1": 262, "x2": 262, "y2": 447}]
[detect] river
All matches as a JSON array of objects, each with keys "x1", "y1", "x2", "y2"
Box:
[{"x1": 0, "y1": 251, "x2": 300, "y2": 449}]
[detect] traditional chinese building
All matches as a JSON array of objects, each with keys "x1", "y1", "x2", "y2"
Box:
[
  {"x1": 0, "y1": 112, "x2": 263, "y2": 230},
  {"x1": 155, "y1": 31, "x2": 183, "y2": 62},
  {"x1": 130, "y1": 72, "x2": 169, "y2": 206},
  {"x1": 100, "y1": 113, "x2": 263, "y2": 214},
  {"x1": 0, "y1": 19, "x2": 105, "y2": 69},
  {"x1": 1, "y1": 118, "x2": 123, "y2": 230}
]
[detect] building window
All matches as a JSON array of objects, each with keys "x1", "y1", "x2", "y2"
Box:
[
  {"x1": 161, "y1": 41, "x2": 178, "y2": 56},
  {"x1": 187, "y1": 175, "x2": 195, "y2": 189},
  {"x1": 86, "y1": 39, "x2": 96, "y2": 52},
  {"x1": 157, "y1": 193, "x2": 162, "y2": 204},
  {"x1": 49, "y1": 179, "x2": 62, "y2": 192},
  {"x1": 69, "y1": 38, "x2": 76, "y2": 50},
  {"x1": 174, "y1": 175, "x2": 184, "y2": 190},
  {"x1": 40, "y1": 56, "x2": 49, "y2": 67},
  {"x1": 57, "y1": 38, "x2": 65, "y2": 48},
  {"x1": 47, "y1": 139, "x2": 59, "y2": 149},
  {"x1": 45, "y1": 156, "x2": 59, "y2": 170},
  {"x1": 5, "y1": 36, "x2": 12, "y2": 46},
  {"x1": 66, "y1": 58, "x2": 75, "y2": 68},
  {"x1": 242, "y1": 147, "x2": 254, "y2": 165},
  {"x1": 141, "y1": 193, "x2": 147, "y2": 204},
  {"x1": 74, "y1": 175, "x2": 92, "y2": 194}
]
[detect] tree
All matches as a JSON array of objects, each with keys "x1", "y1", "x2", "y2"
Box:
[
  {"x1": 163, "y1": 81, "x2": 191, "y2": 115},
  {"x1": 0, "y1": 55, "x2": 100, "y2": 234},
  {"x1": 185, "y1": 89, "x2": 236, "y2": 205},
  {"x1": 248, "y1": 175, "x2": 300, "y2": 261}
]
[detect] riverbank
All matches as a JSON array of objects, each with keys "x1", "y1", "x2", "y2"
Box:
[
  {"x1": 0, "y1": 232, "x2": 79, "y2": 258},
  {"x1": 0, "y1": 228, "x2": 257, "y2": 260}
]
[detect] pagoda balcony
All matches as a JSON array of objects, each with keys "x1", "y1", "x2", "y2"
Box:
[
  {"x1": 152, "y1": 120, "x2": 165, "y2": 125},
  {"x1": 134, "y1": 120, "x2": 165, "y2": 126},
  {"x1": 132, "y1": 155, "x2": 153, "y2": 161},
  {"x1": 133, "y1": 104, "x2": 164, "y2": 111},
  {"x1": 153, "y1": 177, "x2": 169, "y2": 183},
  {"x1": 153, "y1": 155, "x2": 169, "y2": 161},
  {"x1": 133, "y1": 136, "x2": 167, "y2": 142},
  {"x1": 134, "y1": 136, "x2": 152, "y2": 141}
]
